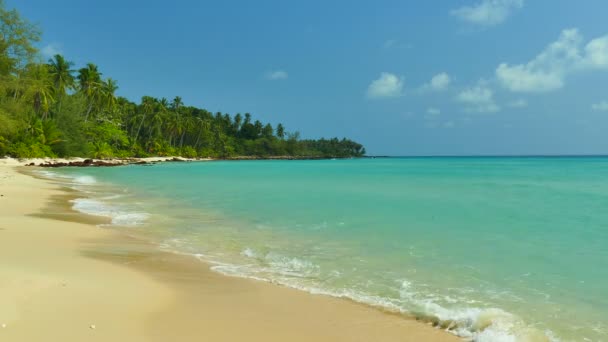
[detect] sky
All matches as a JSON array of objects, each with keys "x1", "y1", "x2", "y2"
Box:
[{"x1": 9, "y1": 0, "x2": 608, "y2": 155}]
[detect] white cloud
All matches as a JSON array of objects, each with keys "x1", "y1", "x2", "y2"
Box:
[
  {"x1": 41, "y1": 43, "x2": 62, "y2": 58},
  {"x1": 456, "y1": 83, "x2": 500, "y2": 113},
  {"x1": 265, "y1": 70, "x2": 288, "y2": 80},
  {"x1": 426, "y1": 107, "x2": 441, "y2": 116},
  {"x1": 423, "y1": 72, "x2": 451, "y2": 91},
  {"x1": 383, "y1": 39, "x2": 397, "y2": 49},
  {"x1": 508, "y1": 99, "x2": 528, "y2": 108},
  {"x1": 591, "y1": 101, "x2": 608, "y2": 112},
  {"x1": 366, "y1": 72, "x2": 404, "y2": 99},
  {"x1": 496, "y1": 29, "x2": 608, "y2": 93},
  {"x1": 443, "y1": 121, "x2": 455, "y2": 128},
  {"x1": 584, "y1": 35, "x2": 608, "y2": 69},
  {"x1": 424, "y1": 108, "x2": 441, "y2": 125},
  {"x1": 451, "y1": 0, "x2": 523, "y2": 27}
]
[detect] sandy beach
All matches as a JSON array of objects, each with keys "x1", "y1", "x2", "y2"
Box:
[{"x1": 0, "y1": 159, "x2": 459, "y2": 341}]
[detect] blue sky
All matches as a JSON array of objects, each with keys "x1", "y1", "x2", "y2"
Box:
[{"x1": 10, "y1": 0, "x2": 608, "y2": 155}]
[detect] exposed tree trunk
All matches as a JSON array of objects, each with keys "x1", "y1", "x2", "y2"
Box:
[
  {"x1": 194, "y1": 127, "x2": 203, "y2": 148},
  {"x1": 133, "y1": 113, "x2": 146, "y2": 146},
  {"x1": 84, "y1": 101, "x2": 93, "y2": 122}
]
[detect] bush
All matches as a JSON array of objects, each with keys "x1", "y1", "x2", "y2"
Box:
[
  {"x1": 180, "y1": 146, "x2": 197, "y2": 158},
  {"x1": 88, "y1": 141, "x2": 114, "y2": 159},
  {"x1": 113, "y1": 149, "x2": 133, "y2": 159},
  {"x1": 9, "y1": 141, "x2": 55, "y2": 158},
  {"x1": 0, "y1": 136, "x2": 9, "y2": 156}
]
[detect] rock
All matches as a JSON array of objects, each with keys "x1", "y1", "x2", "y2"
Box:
[
  {"x1": 90, "y1": 324, "x2": 96, "y2": 329},
  {"x1": 38, "y1": 160, "x2": 123, "y2": 168}
]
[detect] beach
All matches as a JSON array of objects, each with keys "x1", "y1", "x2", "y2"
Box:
[{"x1": 0, "y1": 159, "x2": 458, "y2": 342}]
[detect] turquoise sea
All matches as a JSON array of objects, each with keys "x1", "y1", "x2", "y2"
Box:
[{"x1": 41, "y1": 158, "x2": 608, "y2": 341}]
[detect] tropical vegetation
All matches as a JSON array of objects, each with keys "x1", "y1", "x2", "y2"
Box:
[{"x1": 0, "y1": 1, "x2": 365, "y2": 159}]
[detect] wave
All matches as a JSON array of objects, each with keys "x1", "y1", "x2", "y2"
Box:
[
  {"x1": 174, "y1": 245, "x2": 557, "y2": 342},
  {"x1": 35, "y1": 170, "x2": 97, "y2": 186},
  {"x1": 35, "y1": 169, "x2": 148, "y2": 227},
  {"x1": 73, "y1": 175, "x2": 97, "y2": 185},
  {"x1": 71, "y1": 198, "x2": 149, "y2": 227}
]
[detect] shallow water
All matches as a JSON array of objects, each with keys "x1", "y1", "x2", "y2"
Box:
[{"x1": 44, "y1": 158, "x2": 608, "y2": 341}]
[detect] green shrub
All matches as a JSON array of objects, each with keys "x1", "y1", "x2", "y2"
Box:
[
  {"x1": 180, "y1": 146, "x2": 197, "y2": 158},
  {"x1": 88, "y1": 141, "x2": 114, "y2": 159}
]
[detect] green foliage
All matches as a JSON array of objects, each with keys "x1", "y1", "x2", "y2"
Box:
[
  {"x1": 0, "y1": 2, "x2": 365, "y2": 160},
  {"x1": 51, "y1": 95, "x2": 88, "y2": 156},
  {"x1": 86, "y1": 121, "x2": 129, "y2": 150},
  {"x1": 88, "y1": 141, "x2": 113, "y2": 159},
  {"x1": 0, "y1": 0, "x2": 40, "y2": 74},
  {"x1": 9, "y1": 141, "x2": 54, "y2": 158},
  {"x1": 0, "y1": 135, "x2": 7, "y2": 155},
  {"x1": 180, "y1": 146, "x2": 197, "y2": 158}
]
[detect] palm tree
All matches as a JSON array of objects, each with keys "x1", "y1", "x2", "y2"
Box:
[
  {"x1": 147, "y1": 101, "x2": 167, "y2": 141},
  {"x1": 159, "y1": 97, "x2": 169, "y2": 111},
  {"x1": 47, "y1": 54, "x2": 75, "y2": 98},
  {"x1": 179, "y1": 114, "x2": 195, "y2": 149},
  {"x1": 166, "y1": 111, "x2": 183, "y2": 147},
  {"x1": 133, "y1": 96, "x2": 157, "y2": 145},
  {"x1": 193, "y1": 117, "x2": 210, "y2": 149},
  {"x1": 77, "y1": 63, "x2": 102, "y2": 122},
  {"x1": 24, "y1": 64, "x2": 55, "y2": 120},
  {"x1": 100, "y1": 78, "x2": 118, "y2": 113},
  {"x1": 233, "y1": 113, "x2": 242, "y2": 135},
  {"x1": 77, "y1": 63, "x2": 102, "y2": 93},
  {"x1": 276, "y1": 123, "x2": 285, "y2": 139},
  {"x1": 171, "y1": 96, "x2": 183, "y2": 111}
]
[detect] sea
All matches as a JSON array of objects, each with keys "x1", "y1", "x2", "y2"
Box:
[{"x1": 37, "y1": 157, "x2": 608, "y2": 342}]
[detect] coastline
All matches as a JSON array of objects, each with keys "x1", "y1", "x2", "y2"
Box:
[
  {"x1": 0, "y1": 159, "x2": 459, "y2": 341},
  {"x1": 20, "y1": 155, "x2": 356, "y2": 169}
]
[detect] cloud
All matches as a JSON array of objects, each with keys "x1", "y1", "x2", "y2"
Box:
[
  {"x1": 423, "y1": 72, "x2": 451, "y2": 91},
  {"x1": 496, "y1": 29, "x2": 608, "y2": 93},
  {"x1": 443, "y1": 121, "x2": 455, "y2": 128},
  {"x1": 265, "y1": 70, "x2": 288, "y2": 80},
  {"x1": 456, "y1": 82, "x2": 500, "y2": 113},
  {"x1": 591, "y1": 101, "x2": 608, "y2": 112},
  {"x1": 583, "y1": 35, "x2": 608, "y2": 69},
  {"x1": 426, "y1": 107, "x2": 441, "y2": 116},
  {"x1": 383, "y1": 39, "x2": 397, "y2": 49},
  {"x1": 508, "y1": 99, "x2": 528, "y2": 108},
  {"x1": 451, "y1": 0, "x2": 523, "y2": 27},
  {"x1": 41, "y1": 43, "x2": 62, "y2": 58},
  {"x1": 366, "y1": 72, "x2": 404, "y2": 99}
]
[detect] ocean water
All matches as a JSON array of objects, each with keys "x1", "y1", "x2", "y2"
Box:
[{"x1": 42, "y1": 158, "x2": 608, "y2": 341}]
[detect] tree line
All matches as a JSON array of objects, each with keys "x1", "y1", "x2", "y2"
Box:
[{"x1": 0, "y1": 1, "x2": 365, "y2": 159}]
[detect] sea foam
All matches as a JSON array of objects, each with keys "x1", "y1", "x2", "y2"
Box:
[
  {"x1": 71, "y1": 198, "x2": 148, "y2": 227},
  {"x1": 199, "y1": 246, "x2": 557, "y2": 342},
  {"x1": 35, "y1": 169, "x2": 148, "y2": 227}
]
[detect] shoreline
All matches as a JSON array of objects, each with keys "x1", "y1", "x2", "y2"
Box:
[
  {"x1": 0, "y1": 159, "x2": 459, "y2": 341},
  {"x1": 15, "y1": 155, "x2": 359, "y2": 169}
]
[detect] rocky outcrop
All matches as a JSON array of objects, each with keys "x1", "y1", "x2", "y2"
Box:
[{"x1": 36, "y1": 159, "x2": 131, "y2": 168}]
